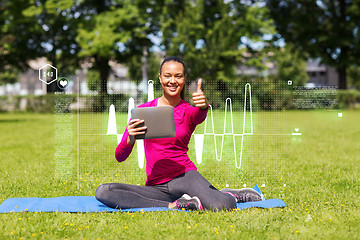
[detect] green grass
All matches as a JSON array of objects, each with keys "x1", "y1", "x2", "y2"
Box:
[{"x1": 0, "y1": 110, "x2": 359, "y2": 239}]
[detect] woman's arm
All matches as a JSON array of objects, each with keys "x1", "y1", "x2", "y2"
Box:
[
  {"x1": 115, "y1": 128, "x2": 133, "y2": 162},
  {"x1": 189, "y1": 105, "x2": 208, "y2": 125},
  {"x1": 115, "y1": 119, "x2": 146, "y2": 162}
]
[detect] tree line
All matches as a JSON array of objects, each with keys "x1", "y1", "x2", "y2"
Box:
[{"x1": 1, "y1": 0, "x2": 359, "y2": 92}]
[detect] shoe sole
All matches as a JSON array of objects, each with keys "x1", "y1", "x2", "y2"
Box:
[
  {"x1": 221, "y1": 188, "x2": 263, "y2": 202},
  {"x1": 192, "y1": 196, "x2": 204, "y2": 210}
]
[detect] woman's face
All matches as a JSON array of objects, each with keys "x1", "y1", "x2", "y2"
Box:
[{"x1": 159, "y1": 61, "x2": 185, "y2": 98}]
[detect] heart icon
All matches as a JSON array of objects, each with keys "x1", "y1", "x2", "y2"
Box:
[
  {"x1": 295, "y1": 128, "x2": 299, "y2": 132},
  {"x1": 60, "y1": 80, "x2": 67, "y2": 87}
]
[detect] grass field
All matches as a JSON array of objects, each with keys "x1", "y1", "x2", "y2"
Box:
[{"x1": 0, "y1": 110, "x2": 359, "y2": 239}]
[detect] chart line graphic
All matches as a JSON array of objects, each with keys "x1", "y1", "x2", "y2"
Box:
[
  {"x1": 106, "y1": 81, "x2": 255, "y2": 169},
  {"x1": 194, "y1": 83, "x2": 253, "y2": 169}
]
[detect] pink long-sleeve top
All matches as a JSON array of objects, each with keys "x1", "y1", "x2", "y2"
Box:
[{"x1": 115, "y1": 98, "x2": 208, "y2": 186}]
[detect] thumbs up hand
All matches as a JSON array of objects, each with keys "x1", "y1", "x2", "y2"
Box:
[{"x1": 192, "y1": 78, "x2": 209, "y2": 110}]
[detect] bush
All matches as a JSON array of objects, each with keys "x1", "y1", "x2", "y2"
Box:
[
  {"x1": 0, "y1": 89, "x2": 359, "y2": 113},
  {"x1": 86, "y1": 94, "x2": 129, "y2": 113},
  {"x1": 336, "y1": 89, "x2": 360, "y2": 109},
  {"x1": 0, "y1": 94, "x2": 130, "y2": 113}
]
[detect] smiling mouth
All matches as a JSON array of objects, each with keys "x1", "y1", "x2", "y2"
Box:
[{"x1": 168, "y1": 86, "x2": 178, "y2": 91}]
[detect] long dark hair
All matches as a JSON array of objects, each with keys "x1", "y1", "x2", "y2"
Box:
[{"x1": 160, "y1": 56, "x2": 186, "y2": 99}]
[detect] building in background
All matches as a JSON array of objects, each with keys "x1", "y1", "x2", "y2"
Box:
[
  {"x1": 0, "y1": 59, "x2": 138, "y2": 96},
  {"x1": 0, "y1": 59, "x2": 340, "y2": 96},
  {"x1": 306, "y1": 61, "x2": 339, "y2": 88}
]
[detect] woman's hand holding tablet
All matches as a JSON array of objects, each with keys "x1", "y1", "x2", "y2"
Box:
[{"x1": 126, "y1": 119, "x2": 147, "y2": 146}]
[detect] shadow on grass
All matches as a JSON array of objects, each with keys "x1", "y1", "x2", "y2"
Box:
[{"x1": 0, "y1": 119, "x2": 22, "y2": 123}]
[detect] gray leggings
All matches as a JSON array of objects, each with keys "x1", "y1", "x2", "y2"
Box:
[{"x1": 95, "y1": 170, "x2": 236, "y2": 211}]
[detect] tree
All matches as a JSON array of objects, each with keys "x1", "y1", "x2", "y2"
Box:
[
  {"x1": 118, "y1": 0, "x2": 166, "y2": 102},
  {"x1": 124, "y1": 0, "x2": 164, "y2": 79},
  {"x1": 0, "y1": 67, "x2": 19, "y2": 86},
  {"x1": 273, "y1": 44, "x2": 309, "y2": 87},
  {"x1": 76, "y1": 1, "x2": 139, "y2": 94},
  {"x1": 160, "y1": 0, "x2": 275, "y2": 94},
  {"x1": 127, "y1": 52, "x2": 161, "y2": 85},
  {"x1": 1, "y1": 0, "x2": 164, "y2": 99},
  {"x1": 0, "y1": 0, "x2": 81, "y2": 91},
  {"x1": 348, "y1": 65, "x2": 360, "y2": 90},
  {"x1": 266, "y1": 0, "x2": 360, "y2": 89},
  {"x1": 0, "y1": 0, "x2": 40, "y2": 83},
  {"x1": 86, "y1": 70, "x2": 100, "y2": 92}
]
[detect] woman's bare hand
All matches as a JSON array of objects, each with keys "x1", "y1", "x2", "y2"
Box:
[
  {"x1": 127, "y1": 119, "x2": 147, "y2": 146},
  {"x1": 192, "y1": 78, "x2": 209, "y2": 110}
]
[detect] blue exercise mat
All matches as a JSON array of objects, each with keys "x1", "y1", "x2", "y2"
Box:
[{"x1": 0, "y1": 185, "x2": 286, "y2": 213}]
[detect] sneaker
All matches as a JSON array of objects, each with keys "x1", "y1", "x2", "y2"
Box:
[
  {"x1": 221, "y1": 188, "x2": 262, "y2": 203},
  {"x1": 173, "y1": 194, "x2": 203, "y2": 210}
]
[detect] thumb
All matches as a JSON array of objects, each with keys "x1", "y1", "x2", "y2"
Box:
[{"x1": 197, "y1": 78, "x2": 203, "y2": 92}]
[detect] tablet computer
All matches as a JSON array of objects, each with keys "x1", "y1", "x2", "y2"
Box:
[{"x1": 131, "y1": 106, "x2": 176, "y2": 139}]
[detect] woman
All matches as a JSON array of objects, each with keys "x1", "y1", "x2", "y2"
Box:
[{"x1": 95, "y1": 56, "x2": 261, "y2": 211}]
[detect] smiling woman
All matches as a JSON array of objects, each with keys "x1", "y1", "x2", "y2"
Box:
[
  {"x1": 158, "y1": 56, "x2": 186, "y2": 103},
  {"x1": 95, "y1": 56, "x2": 261, "y2": 211}
]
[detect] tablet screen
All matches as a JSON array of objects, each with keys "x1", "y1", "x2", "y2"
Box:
[{"x1": 131, "y1": 106, "x2": 176, "y2": 139}]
